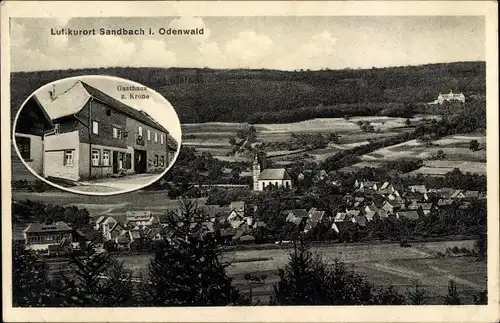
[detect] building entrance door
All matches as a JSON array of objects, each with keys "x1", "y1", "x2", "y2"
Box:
[
  {"x1": 112, "y1": 151, "x2": 119, "y2": 173},
  {"x1": 134, "y1": 149, "x2": 147, "y2": 173}
]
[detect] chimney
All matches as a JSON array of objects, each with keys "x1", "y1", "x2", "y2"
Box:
[{"x1": 49, "y1": 84, "x2": 56, "y2": 100}]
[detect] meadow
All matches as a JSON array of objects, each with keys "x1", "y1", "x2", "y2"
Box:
[
  {"x1": 114, "y1": 239, "x2": 485, "y2": 305},
  {"x1": 181, "y1": 116, "x2": 439, "y2": 163},
  {"x1": 356, "y1": 134, "x2": 486, "y2": 175}
]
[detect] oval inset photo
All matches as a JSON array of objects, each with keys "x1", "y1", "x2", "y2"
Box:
[{"x1": 13, "y1": 75, "x2": 181, "y2": 195}]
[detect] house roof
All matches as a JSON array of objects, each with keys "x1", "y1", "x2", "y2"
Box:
[
  {"x1": 464, "y1": 190, "x2": 479, "y2": 198},
  {"x1": 353, "y1": 215, "x2": 367, "y2": 226},
  {"x1": 416, "y1": 203, "x2": 433, "y2": 210},
  {"x1": 25, "y1": 221, "x2": 72, "y2": 233},
  {"x1": 451, "y1": 190, "x2": 464, "y2": 199},
  {"x1": 309, "y1": 210, "x2": 325, "y2": 223},
  {"x1": 398, "y1": 211, "x2": 421, "y2": 220},
  {"x1": 129, "y1": 230, "x2": 142, "y2": 240},
  {"x1": 379, "y1": 182, "x2": 390, "y2": 190},
  {"x1": 239, "y1": 235, "x2": 255, "y2": 241},
  {"x1": 220, "y1": 228, "x2": 237, "y2": 237},
  {"x1": 230, "y1": 201, "x2": 245, "y2": 211},
  {"x1": 258, "y1": 168, "x2": 292, "y2": 180},
  {"x1": 437, "y1": 188, "x2": 457, "y2": 198},
  {"x1": 438, "y1": 199, "x2": 454, "y2": 206},
  {"x1": 409, "y1": 185, "x2": 427, "y2": 193},
  {"x1": 284, "y1": 209, "x2": 308, "y2": 218},
  {"x1": 42, "y1": 81, "x2": 172, "y2": 135},
  {"x1": 95, "y1": 216, "x2": 106, "y2": 225}
]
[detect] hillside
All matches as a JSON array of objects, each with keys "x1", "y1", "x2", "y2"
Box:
[{"x1": 11, "y1": 62, "x2": 485, "y2": 124}]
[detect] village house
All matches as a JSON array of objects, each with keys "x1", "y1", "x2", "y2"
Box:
[
  {"x1": 303, "y1": 208, "x2": 325, "y2": 233},
  {"x1": 395, "y1": 210, "x2": 423, "y2": 221},
  {"x1": 126, "y1": 210, "x2": 156, "y2": 227},
  {"x1": 24, "y1": 221, "x2": 74, "y2": 251},
  {"x1": 40, "y1": 81, "x2": 177, "y2": 182},
  {"x1": 14, "y1": 95, "x2": 54, "y2": 175},
  {"x1": 381, "y1": 200, "x2": 403, "y2": 214},
  {"x1": 409, "y1": 185, "x2": 428, "y2": 194}
]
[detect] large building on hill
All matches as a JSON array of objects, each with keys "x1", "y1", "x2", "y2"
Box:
[
  {"x1": 252, "y1": 153, "x2": 292, "y2": 191},
  {"x1": 430, "y1": 90, "x2": 465, "y2": 105},
  {"x1": 38, "y1": 81, "x2": 177, "y2": 182}
]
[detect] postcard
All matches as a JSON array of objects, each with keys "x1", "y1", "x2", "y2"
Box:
[{"x1": 1, "y1": 1, "x2": 498, "y2": 322}]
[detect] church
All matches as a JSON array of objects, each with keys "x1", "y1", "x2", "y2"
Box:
[{"x1": 252, "y1": 153, "x2": 292, "y2": 191}]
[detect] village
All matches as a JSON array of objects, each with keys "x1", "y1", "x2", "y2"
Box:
[{"x1": 20, "y1": 161, "x2": 486, "y2": 255}]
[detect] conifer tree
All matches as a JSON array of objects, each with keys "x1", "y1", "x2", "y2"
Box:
[
  {"x1": 443, "y1": 280, "x2": 462, "y2": 305},
  {"x1": 273, "y1": 239, "x2": 377, "y2": 305},
  {"x1": 148, "y1": 198, "x2": 244, "y2": 306},
  {"x1": 12, "y1": 242, "x2": 55, "y2": 306},
  {"x1": 406, "y1": 281, "x2": 429, "y2": 305}
]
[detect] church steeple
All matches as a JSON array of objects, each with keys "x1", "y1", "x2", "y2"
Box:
[{"x1": 252, "y1": 154, "x2": 261, "y2": 191}]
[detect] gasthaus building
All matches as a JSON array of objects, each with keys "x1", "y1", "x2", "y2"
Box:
[{"x1": 41, "y1": 81, "x2": 177, "y2": 182}]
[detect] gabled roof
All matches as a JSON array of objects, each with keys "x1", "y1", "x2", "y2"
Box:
[
  {"x1": 353, "y1": 215, "x2": 367, "y2": 226},
  {"x1": 284, "y1": 209, "x2": 308, "y2": 219},
  {"x1": 43, "y1": 81, "x2": 171, "y2": 134},
  {"x1": 437, "y1": 188, "x2": 457, "y2": 198},
  {"x1": 409, "y1": 185, "x2": 427, "y2": 193},
  {"x1": 258, "y1": 168, "x2": 292, "y2": 180},
  {"x1": 464, "y1": 190, "x2": 479, "y2": 198},
  {"x1": 25, "y1": 221, "x2": 72, "y2": 233},
  {"x1": 230, "y1": 201, "x2": 245, "y2": 211},
  {"x1": 308, "y1": 210, "x2": 325, "y2": 224},
  {"x1": 397, "y1": 211, "x2": 421, "y2": 220},
  {"x1": 379, "y1": 182, "x2": 390, "y2": 190}
]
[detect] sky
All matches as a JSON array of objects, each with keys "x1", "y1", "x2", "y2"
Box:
[
  {"x1": 32, "y1": 76, "x2": 182, "y2": 142},
  {"x1": 10, "y1": 16, "x2": 485, "y2": 72}
]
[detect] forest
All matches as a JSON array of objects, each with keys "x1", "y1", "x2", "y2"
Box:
[{"x1": 11, "y1": 61, "x2": 485, "y2": 124}]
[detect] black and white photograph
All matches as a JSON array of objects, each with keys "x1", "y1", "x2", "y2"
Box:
[
  {"x1": 1, "y1": 2, "x2": 498, "y2": 323},
  {"x1": 13, "y1": 76, "x2": 181, "y2": 195}
]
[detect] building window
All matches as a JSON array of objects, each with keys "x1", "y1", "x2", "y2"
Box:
[
  {"x1": 92, "y1": 149, "x2": 100, "y2": 166},
  {"x1": 102, "y1": 150, "x2": 110, "y2": 166},
  {"x1": 64, "y1": 150, "x2": 74, "y2": 166},
  {"x1": 160, "y1": 156, "x2": 165, "y2": 167},
  {"x1": 160, "y1": 134, "x2": 164, "y2": 144},
  {"x1": 16, "y1": 137, "x2": 31, "y2": 159},
  {"x1": 138, "y1": 126, "x2": 143, "y2": 136},
  {"x1": 106, "y1": 108, "x2": 112, "y2": 116},
  {"x1": 113, "y1": 127, "x2": 123, "y2": 139},
  {"x1": 92, "y1": 121, "x2": 99, "y2": 135},
  {"x1": 54, "y1": 123, "x2": 60, "y2": 134},
  {"x1": 154, "y1": 132, "x2": 158, "y2": 143},
  {"x1": 154, "y1": 155, "x2": 159, "y2": 167},
  {"x1": 147, "y1": 130, "x2": 151, "y2": 141}
]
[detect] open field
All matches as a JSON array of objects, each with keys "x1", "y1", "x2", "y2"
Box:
[
  {"x1": 356, "y1": 134, "x2": 486, "y2": 176},
  {"x1": 113, "y1": 239, "x2": 484, "y2": 305},
  {"x1": 12, "y1": 191, "x2": 207, "y2": 217},
  {"x1": 181, "y1": 116, "x2": 439, "y2": 161}
]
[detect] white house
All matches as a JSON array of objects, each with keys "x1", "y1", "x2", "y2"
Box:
[{"x1": 252, "y1": 154, "x2": 292, "y2": 191}]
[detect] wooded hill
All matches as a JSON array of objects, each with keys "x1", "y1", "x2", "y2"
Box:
[{"x1": 11, "y1": 61, "x2": 485, "y2": 124}]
